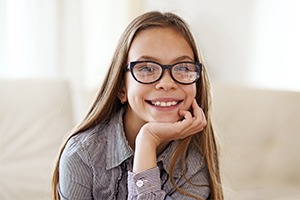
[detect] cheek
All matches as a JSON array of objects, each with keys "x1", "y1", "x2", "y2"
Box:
[
  {"x1": 182, "y1": 85, "x2": 197, "y2": 107},
  {"x1": 125, "y1": 76, "x2": 149, "y2": 103},
  {"x1": 124, "y1": 74, "x2": 136, "y2": 96},
  {"x1": 183, "y1": 85, "x2": 197, "y2": 98}
]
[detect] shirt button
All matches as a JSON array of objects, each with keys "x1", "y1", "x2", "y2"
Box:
[{"x1": 136, "y1": 179, "x2": 144, "y2": 187}]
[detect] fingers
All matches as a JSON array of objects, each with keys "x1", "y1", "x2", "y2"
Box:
[
  {"x1": 179, "y1": 99, "x2": 207, "y2": 133},
  {"x1": 178, "y1": 109, "x2": 193, "y2": 121},
  {"x1": 191, "y1": 99, "x2": 201, "y2": 118},
  {"x1": 191, "y1": 99, "x2": 205, "y2": 121}
]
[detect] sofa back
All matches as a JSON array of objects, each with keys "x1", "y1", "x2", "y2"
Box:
[
  {"x1": 212, "y1": 83, "x2": 300, "y2": 190},
  {"x1": 0, "y1": 79, "x2": 74, "y2": 200}
]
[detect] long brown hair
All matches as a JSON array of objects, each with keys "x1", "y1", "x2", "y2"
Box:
[{"x1": 52, "y1": 11, "x2": 223, "y2": 200}]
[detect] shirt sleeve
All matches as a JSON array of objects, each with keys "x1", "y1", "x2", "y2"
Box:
[
  {"x1": 58, "y1": 141, "x2": 93, "y2": 200},
  {"x1": 127, "y1": 166, "x2": 210, "y2": 200},
  {"x1": 127, "y1": 167, "x2": 166, "y2": 199}
]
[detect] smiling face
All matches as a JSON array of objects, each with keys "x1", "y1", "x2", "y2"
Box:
[{"x1": 120, "y1": 27, "x2": 197, "y2": 131}]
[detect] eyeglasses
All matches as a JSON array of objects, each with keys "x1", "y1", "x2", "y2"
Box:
[{"x1": 125, "y1": 61, "x2": 202, "y2": 85}]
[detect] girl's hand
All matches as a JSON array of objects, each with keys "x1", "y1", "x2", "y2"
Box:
[
  {"x1": 137, "y1": 99, "x2": 207, "y2": 148},
  {"x1": 133, "y1": 99, "x2": 206, "y2": 172}
]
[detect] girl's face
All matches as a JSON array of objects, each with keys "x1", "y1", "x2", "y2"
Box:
[{"x1": 120, "y1": 27, "x2": 197, "y2": 127}]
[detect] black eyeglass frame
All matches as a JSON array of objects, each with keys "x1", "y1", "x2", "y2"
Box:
[{"x1": 124, "y1": 60, "x2": 202, "y2": 85}]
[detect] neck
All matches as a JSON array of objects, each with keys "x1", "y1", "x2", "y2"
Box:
[{"x1": 123, "y1": 108, "x2": 143, "y2": 150}]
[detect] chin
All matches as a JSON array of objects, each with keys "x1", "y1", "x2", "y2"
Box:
[{"x1": 152, "y1": 115, "x2": 182, "y2": 123}]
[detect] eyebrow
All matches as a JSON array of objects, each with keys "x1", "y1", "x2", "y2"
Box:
[{"x1": 136, "y1": 55, "x2": 194, "y2": 63}]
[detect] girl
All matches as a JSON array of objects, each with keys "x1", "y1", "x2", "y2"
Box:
[{"x1": 52, "y1": 11, "x2": 223, "y2": 200}]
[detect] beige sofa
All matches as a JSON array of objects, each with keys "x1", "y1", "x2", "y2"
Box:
[
  {"x1": 212, "y1": 83, "x2": 300, "y2": 200},
  {"x1": 0, "y1": 79, "x2": 299, "y2": 200},
  {"x1": 0, "y1": 79, "x2": 74, "y2": 199}
]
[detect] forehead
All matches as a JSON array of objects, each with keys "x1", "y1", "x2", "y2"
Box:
[{"x1": 128, "y1": 27, "x2": 194, "y2": 63}]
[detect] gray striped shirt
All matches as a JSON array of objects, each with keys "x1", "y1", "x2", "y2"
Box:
[{"x1": 58, "y1": 109, "x2": 210, "y2": 199}]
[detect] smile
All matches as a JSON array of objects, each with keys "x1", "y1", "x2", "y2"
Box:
[{"x1": 150, "y1": 101, "x2": 180, "y2": 107}]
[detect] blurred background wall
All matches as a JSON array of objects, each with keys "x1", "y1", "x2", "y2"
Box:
[{"x1": 0, "y1": 0, "x2": 299, "y2": 120}]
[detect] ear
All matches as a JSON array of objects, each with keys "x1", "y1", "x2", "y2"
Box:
[{"x1": 117, "y1": 87, "x2": 127, "y2": 104}]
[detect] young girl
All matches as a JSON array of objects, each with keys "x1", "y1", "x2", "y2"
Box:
[{"x1": 52, "y1": 11, "x2": 223, "y2": 200}]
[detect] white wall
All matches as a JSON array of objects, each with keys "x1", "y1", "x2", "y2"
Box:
[
  {"x1": 143, "y1": 0, "x2": 300, "y2": 91},
  {"x1": 0, "y1": 0, "x2": 8, "y2": 73},
  {"x1": 0, "y1": 0, "x2": 60, "y2": 78},
  {"x1": 250, "y1": 0, "x2": 300, "y2": 91},
  {"x1": 0, "y1": 0, "x2": 299, "y2": 121},
  {"x1": 1, "y1": 0, "x2": 299, "y2": 92}
]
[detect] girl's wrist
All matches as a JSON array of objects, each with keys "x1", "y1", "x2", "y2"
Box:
[
  {"x1": 135, "y1": 129, "x2": 159, "y2": 149},
  {"x1": 133, "y1": 131, "x2": 158, "y2": 173}
]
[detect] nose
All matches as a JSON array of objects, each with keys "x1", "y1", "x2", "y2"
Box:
[{"x1": 155, "y1": 70, "x2": 178, "y2": 91}]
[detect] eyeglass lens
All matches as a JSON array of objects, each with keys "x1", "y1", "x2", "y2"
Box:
[{"x1": 131, "y1": 62, "x2": 199, "y2": 84}]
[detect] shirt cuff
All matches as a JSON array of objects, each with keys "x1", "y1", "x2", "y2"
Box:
[{"x1": 128, "y1": 167, "x2": 161, "y2": 196}]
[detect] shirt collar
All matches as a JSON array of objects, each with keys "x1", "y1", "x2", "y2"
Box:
[{"x1": 106, "y1": 108, "x2": 134, "y2": 170}]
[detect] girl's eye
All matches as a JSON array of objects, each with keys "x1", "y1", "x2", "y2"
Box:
[
  {"x1": 139, "y1": 66, "x2": 156, "y2": 72},
  {"x1": 174, "y1": 63, "x2": 197, "y2": 72},
  {"x1": 176, "y1": 66, "x2": 190, "y2": 72},
  {"x1": 135, "y1": 64, "x2": 159, "y2": 74}
]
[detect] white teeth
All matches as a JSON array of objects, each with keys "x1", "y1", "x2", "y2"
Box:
[{"x1": 151, "y1": 101, "x2": 178, "y2": 107}]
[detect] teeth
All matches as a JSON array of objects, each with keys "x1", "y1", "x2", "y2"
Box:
[{"x1": 151, "y1": 101, "x2": 178, "y2": 107}]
